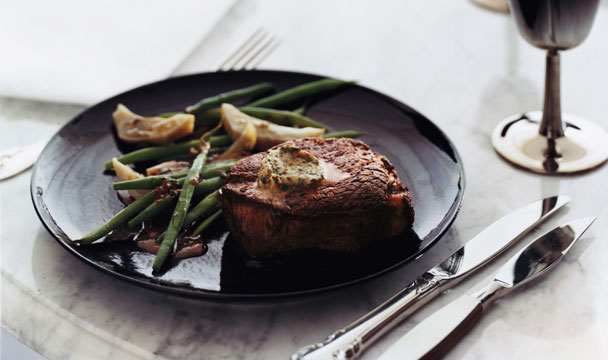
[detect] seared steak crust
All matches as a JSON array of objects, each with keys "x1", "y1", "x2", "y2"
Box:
[{"x1": 221, "y1": 137, "x2": 414, "y2": 258}]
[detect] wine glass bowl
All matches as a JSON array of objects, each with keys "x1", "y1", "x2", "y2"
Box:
[
  {"x1": 510, "y1": 0, "x2": 599, "y2": 50},
  {"x1": 492, "y1": 0, "x2": 608, "y2": 174}
]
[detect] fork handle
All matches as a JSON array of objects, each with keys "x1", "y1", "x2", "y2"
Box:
[{"x1": 290, "y1": 272, "x2": 446, "y2": 360}]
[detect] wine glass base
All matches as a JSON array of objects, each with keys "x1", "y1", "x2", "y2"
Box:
[{"x1": 491, "y1": 111, "x2": 608, "y2": 174}]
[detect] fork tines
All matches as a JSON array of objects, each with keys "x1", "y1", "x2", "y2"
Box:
[{"x1": 217, "y1": 27, "x2": 281, "y2": 71}]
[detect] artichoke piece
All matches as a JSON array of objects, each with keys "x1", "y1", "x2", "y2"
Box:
[
  {"x1": 221, "y1": 103, "x2": 324, "y2": 150},
  {"x1": 113, "y1": 104, "x2": 194, "y2": 144},
  {"x1": 216, "y1": 121, "x2": 257, "y2": 161},
  {"x1": 112, "y1": 158, "x2": 148, "y2": 200}
]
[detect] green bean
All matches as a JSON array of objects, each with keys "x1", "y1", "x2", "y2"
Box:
[
  {"x1": 200, "y1": 160, "x2": 235, "y2": 179},
  {"x1": 113, "y1": 161, "x2": 235, "y2": 190},
  {"x1": 168, "y1": 175, "x2": 224, "y2": 192},
  {"x1": 153, "y1": 145, "x2": 210, "y2": 272},
  {"x1": 192, "y1": 210, "x2": 223, "y2": 237},
  {"x1": 246, "y1": 78, "x2": 354, "y2": 108},
  {"x1": 242, "y1": 107, "x2": 330, "y2": 131},
  {"x1": 238, "y1": 107, "x2": 291, "y2": 126},
  {"x1": 104, "y1": 141, "x2": 196, "y2": 170},
  {"x1": 193, "y1": 176, "x2": 224, "y2": 195},
  {"x1": 322, "y1": 130, "x2": 362, "y2": 139},
  {"x1": 182, "y1": 191, "x2": 219, "y2": 228},
  {"x1": 186, "y1": 83, "x2": 275, "y2": 116},
  {"x1": 113, "y1": 170, "x2": 188, "y2": 191},
  {"x1": 197, "y1": 106, "x2": 331, "y2": 131},
  {"x1": 155, "y1": 146, "x2": 228, "y2": 163},
  {"x1": 126, "y1": 177, "x2": 224, "y2": 227},
  {"x1": 103, "y1": 135, "x2": 232, "y2": 170},
  {"x1": 76, "y1": 191, "x2": 156, "y2": 244},
  {"x1": 127, "y1": 196, "x2": 175, "y2": 228},
  {"x1": 208, "y1": 134, "x2": 232, "y2": 147},
  {"x1": 155, "y1": 153, "x2": 198, "y2": 163}
]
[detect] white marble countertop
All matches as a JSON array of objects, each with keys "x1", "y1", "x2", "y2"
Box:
[{"x1": 2, "y1": 1, "x2": 608, "y2": 359}]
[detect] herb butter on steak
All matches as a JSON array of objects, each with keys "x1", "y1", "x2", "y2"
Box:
[{"x1": 220, "y1": 137, "x2": 415, "y2": 258}]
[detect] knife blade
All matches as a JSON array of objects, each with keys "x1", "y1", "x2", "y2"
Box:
[
  {"x1": 291, "y1": 195, "x2": 569, "y2": 360},
  {"x1": 377, "y1": 217, "x2": 595, "y2": 360}
]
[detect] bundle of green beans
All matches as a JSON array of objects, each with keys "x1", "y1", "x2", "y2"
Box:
[
  {"x1": 112, "y1": 160, "x2": 236, "y2": 190},
  {"x1": 152, "y1": 143, "x2": 211, "y2": 272},
  {"x1": 195, "y1": 78, "x2": 354, "y2": 130},
  {"x1": 76, "y1": 176, "x2": 224, "y2": 245},
  {"x1": 127, "y1": 177, "x2": 225, "y2": 228},
  {"x1": 247, "y1": 78, "x2": 354, "y2": 108},
  {"x1": 186, "y1": 83, "x2": 275, "y2": 116}
]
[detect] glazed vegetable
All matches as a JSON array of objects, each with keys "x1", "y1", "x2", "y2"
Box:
[
  {"x1": 322, "y1": 130, "x2": 362, "y2": 139},
  {"x1": 153, "y1": 142, "x2": 211, "y2": 272},
  {"x1": 155, "y1": 147, "x2": 228, "y2": 163},
  {"x1": 190, "y1": 176, "x2": 226, "y2": 195},
  {"x1": 155, "y1": 153, "x2": 198, "y2": 163},
  {"x1": 186, "y1": 83, "x2": 275, "y2": 116},
  {"x1": 128, "y1": 195, "x2": 175, "y2": 228},
  {"x1": 113, "y1": 104, "x2": 195, "y2": 144},
  {"x1": 112, "y1": 157, "x2": 143, "y2": 181},
  {"x1": 145, "y1": 161, "x2": 191, "y2": 176},
  {"x1": 128, "y1": 177, "x2": 224, "y2": 227},
  {"x1": 216, "y1": 120, "x2": 257, "y2": 161},
  {"x1": 114, "y1": 170, "x2": 187, "y2": 190},
  {"x1": 246, "y1": 78, "x2": 353, "y2": 108},
  {"x1": 192, "y1": 209, "x2": 223, "y2": 237},
  {"x1": 78, "y1": 173, "x2": 225, "y2": 243},
  {"x1": 103, "y1": 135, "x2": 231, "y2": 170},
  {"x1": 197, "y1": 106, "x2": 330, "y2": 131},
  {"x1": 77, "y1": 191, "x2": 156, "y2": 244},
  {"x1": 221, "y1": 104, "x2": 325, "y2": 150},
  {"x1": 113, "y1": 162, "x2": 233, "y2": 190},
  {"x1": 241, "y1": 107, "x2": 330, "y2": 131},
  {"x1": 111, "y1": 158, "x2": 148, "y2": 200},
  {"x1": 182, "y1": 191, "x2": 219, "y2": 228}
]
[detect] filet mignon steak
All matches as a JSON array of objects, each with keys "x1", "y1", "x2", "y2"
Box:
[{"x1": 220, "y1": 137, "x2": 414, "y2": 258}]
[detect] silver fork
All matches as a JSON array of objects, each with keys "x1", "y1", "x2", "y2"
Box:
[
  {"x1": 217, "y1": 27, "x2": 281, "y2": 71},
  {"x1": 0, "y1": 28, "x2": 281, "y2": 181}
]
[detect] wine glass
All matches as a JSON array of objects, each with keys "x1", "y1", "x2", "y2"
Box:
[{"x1": 492, "y1": 0, "x2": 608, "y2": 174}]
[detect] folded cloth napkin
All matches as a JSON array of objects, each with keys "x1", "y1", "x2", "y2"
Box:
[{"x1": 0, "y1": 0, "x2": 235, "y2": 105}]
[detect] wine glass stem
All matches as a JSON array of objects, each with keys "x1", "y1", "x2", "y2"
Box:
[{"x1": 539, "y1": 49, "x2": 564, "y2": 140}]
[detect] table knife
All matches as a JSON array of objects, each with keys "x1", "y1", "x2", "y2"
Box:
[
  {"x1": 291, "y1": 195, "x2": 569, "y2": 360},
  {"x1": 377, "y1": 217, "x2": 595, "y2": 360}
]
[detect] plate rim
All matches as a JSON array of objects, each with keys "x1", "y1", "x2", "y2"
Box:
[{"x1": 30, "y1": 69, "x2": 466, "y2": 300}]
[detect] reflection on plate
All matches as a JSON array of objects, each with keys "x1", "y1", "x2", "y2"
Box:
[{"x1": 31, "y1": 70, "x2": 464, "y2": 299}]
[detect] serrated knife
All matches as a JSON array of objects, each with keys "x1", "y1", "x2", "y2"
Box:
[
  {"x1": 291, "y1": 195, "x2": 569, "y2": 360},
  {"x1": 377, "y1": 217, "x2": 595, "y2": 360}
]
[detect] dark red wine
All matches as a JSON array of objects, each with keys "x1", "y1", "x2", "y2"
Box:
[{"x1": 510, "y1": 0, "x2": 599, "y2": 50}]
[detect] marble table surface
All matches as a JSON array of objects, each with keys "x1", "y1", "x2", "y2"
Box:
[{"x1": 2, "y1": 1, "x2": 608, "y2": 359}]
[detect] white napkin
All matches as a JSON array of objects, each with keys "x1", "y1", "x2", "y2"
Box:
[{"x1": 0, "y1": 0, "x2": 235, "y2": 105}]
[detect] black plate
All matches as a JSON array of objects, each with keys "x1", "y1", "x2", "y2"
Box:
[{"x1": 31, "y1": 70, "x2": 465, "y2": 299}]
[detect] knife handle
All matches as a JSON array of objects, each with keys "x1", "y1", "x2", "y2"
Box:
[
  {"x1": 377, "y1": 280, "x2": 506, "y2": 360},
  {"x1": 377, "y1": 295, "x2": 483, "y2": 360},
  {"x1": 291, "y1": 272, "x2": 446, "y2": 360}
]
